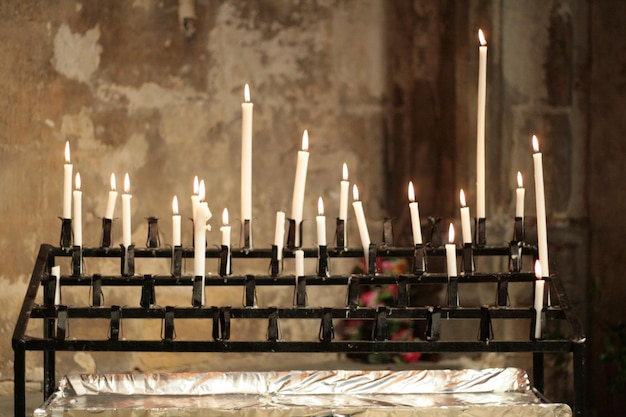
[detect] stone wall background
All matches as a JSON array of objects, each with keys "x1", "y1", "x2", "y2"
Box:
[{"x1": 1, "y1": 0, "x2": 625, "y2": 415}]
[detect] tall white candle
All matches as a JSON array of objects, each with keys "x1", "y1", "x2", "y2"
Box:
[
  {"x1": 408, "y1": 181, "x2": 423, "y2": 245},
  {"x1": 73, "y1": 173, "x2": 82, "y2": 247},
  {"x1": 52, "y1": 265, "x2": 61, "y2": 305},
  {"x1": 516, "y1": 171, "x2": 525, "y2": 218},
  {"x1": 316, "y1": 197, "x2": 327, "y2": 246},
  {"x1": 122, "y1": 173, "x2": 132, "y2": 248},
  {"x1": 477, "y1": 29, "x2": 487, "y2": 219},
  {"x1": 274, "y1": 210, "x2": 285, "y2": 261},
  {"x1": 104, "y1": 173, "x2": 118, "y2": 220},
  {"x1": 63, "y1": 141, "x2": 72, "y2": 219},
  {"x1": 191, "y1": 176, "x2": 200, "y2": 224},
  {"x1": 352, "y1": 185, "x2": 371, "y2": 265},
  {"x1": 241, "y1": 84, "x2": 253, "y2": 223},
  {"x1": 532, "y1": 135, "x2": 549, "y2": 276},
  {"x1": 295, "y1": 249, "x2": 304, "y2": 277},
  {"x1": 459, "y1": 189, "x2": 472, "y2": 244},
  {"x1": 445, "y1": 223, "x2": 457, "y2": 278},
  {"x1": 221, "y1": 208, "x2": 231, "y2": 247},
  {"x1": 534, "y1": 260, "x2": 545, "y2": 339},
  {"x1": 290, "y1": 130, "x2": 310, "y2": 245},
  {"x1": 172, "y1": 196, "x2": 181, "y2": 246},
  {"x1": 339, "y1": 163, "x2": 349, "y2": 221}
]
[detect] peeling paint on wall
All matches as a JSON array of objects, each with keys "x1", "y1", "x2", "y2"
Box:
[{"x1": 52, "y1": 24, "x2": 102, "y2": 84}]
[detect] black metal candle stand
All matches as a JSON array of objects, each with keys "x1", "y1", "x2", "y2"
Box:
[
  {"x1": 59, "y1": 218, "x2": 72, "y2": 249},
  {"x1": 146, "y1": 217, "x2": 160, "y2": 248},
  {"x1": 475, "y1": 217, "x2": 486, "y2": 247},
  {"x1": 13, "y1": 243, "x2": 587, "y2": 417},
  {"x1": 240, "y1": 219, "x2": 252, "y2": 250},
  {"x1": 335, "y1": 218, "x2": 346, "y2": 250},
  {"x1": 462, "y1": 243, "x2": 474, "y2": 274},
  {"x1": 101, "y1": 218, "x2": 113, "y2": 248},
  {"x1": 513, "y1": 217, "x2": 524, "y2": 242},
  {"x1": 71, "y1": 246, "x2": 83, "y2": 276},
  {"x1": 317, "y1": 245, "x2": 329, "y2": 277},
  {"x1": 219, "y1": 245, "x2": 232, "y2": 277}
]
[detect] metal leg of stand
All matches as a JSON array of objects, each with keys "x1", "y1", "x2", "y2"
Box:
[
  {"x1": 533, "y1": 351, "x2": 544, "y2": 395},
  {"x1": 573, "y1": 344, "x2": 586, "y2": 417},
  {"x1": 14, "y1": 344, "x2": 26, "y2": 417}
]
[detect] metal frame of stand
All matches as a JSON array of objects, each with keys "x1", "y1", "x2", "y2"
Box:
[{"x1": 13, "y1": 244, "x2": 586, "y2": 417}]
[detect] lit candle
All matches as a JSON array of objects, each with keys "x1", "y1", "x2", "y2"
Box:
[
  {"x1": 445, "y1": 223, "x2": 457, "y2": 278},
  {"x1": 477, "y1": 29, "x2": 487, "y2": 219},
  {"x1": 516, "y1": 171, "x2": 525, "y2": 219},
  {"x1": 352, "y1": 185, "x2": 371, "y2": 264},
  {"x1": 408, "y1": 181, "x2": 423, "y2": 245},
  {"x1": 190, "y1": 176, "x2": 200, "y2": 224},
  {"x1": 63, "y1": 141, "x2": 72, "y2": 219},
  {"x1": 459, "y1": 189, "x2": 472, "y2": 244},
  {"x1": 533, "y1": 260, "x2": 545, "y2": 339},
  {"x1": 274, "y1": 210, "x2": 285, "y2": 261},
  {"x1": 316, "y1": 197, "x2": 326, "y2": 246},
  {"x1": 532, "y1": 135, "x2": 549, "y2": 276},
  {"x1": 51, "y1": 265, "x2": 61, "y2": 305},
  {"x1": 220, "y1": 208, "x2": 231, "y2": 247},
  {"x1": 295, "y1": 249, "x2": 304, "y2": 277},
  {"x1": 290, "y1": 130, "x2": 310, "y2": 245},
  {"x1": 122, "y1": 173, "x2": 132, "y2": 248},
  {"x1": 73, "y1": 173, "x2": 82, "y2": 247},
  {"x1": 241, "y1": 84, "x2": 253, "y2": 223},
  {"x1": 172, "y1": 196, "x2": 181, "y2": 247},
  {"x1": 104, "y1": 173, "x2": 118, "y2": 220},
  {"x1": 339, "y1": 163, "x2": 349, "y2": 221},
  {"x1": 194, "y1": 180, "x2": 212, "y2": 280}
]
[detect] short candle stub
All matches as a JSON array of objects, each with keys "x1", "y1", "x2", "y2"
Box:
[
  {"x1": 101, "y1": 218, "x2": 113, "y2": 248},
  {"x1": 120, "y1": 244, "x2": 135, "y2": 277},
  {"x1": 171, "y1": 245, "x2": 183, "y2": 278},
  {"x1": 462, "y1": 243, "x2": 475, "y2": 274},
  {"x1": 335, "y1": 218, "x2": 346, "y2": 250},
  {"x1": 60, "y1": 218, "x2": 72, "y2": 249},
  {"x1": 146, "y1": 217, "x2": 160, "y2": 248},
  {"x1": 240, "y1": 219, "x2": 253, "y2": 251},
  {"x1": 475, "y1": 217, "x2": 486, "y2": 247}
]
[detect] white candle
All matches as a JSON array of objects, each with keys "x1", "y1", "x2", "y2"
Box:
[
  {"x1": 190, "y1": 176, "x2": 200, "y2": 224},
  {"x1": 274, "y1": 210, "x2": 285, "y2": 261},
  {"x1": 352, "y1": 185, "x2": 371, "y2": 265},
  {"x1": 220, "y1": 208, "x2": 231, "y2": 247},
  {"x1": 104, "y1": 173, "x2": 118, "y2": 220},
  {"x1": 122, "y1": 173, "x2": 132, "y2": 248},
  {"x1": 194, "y1": 181, "x2": 212, "y2": 282},
  {"x1": 339, "y1": 163, "x2": 349, "y2": 221},
  {"x1": 534, "y1": 260, "x2": 545, "y2": 339},
  {"x1": 172, "y1": 196, "x2": 181, "y2": 246},
  {"x1": 477, "y1": 29, "x2": 487, "y2": 219},
  {"x1": 459, "y1": 189, "x2": 472, "y2": 244},
  {"x1": 295, "y1": 249, "x2": 304, "y2": 277},
  {"x1": 445, "y1": 223, "x2": 457, "y2": 278},
  {"x1": 73, "y1": 173, "x2": 82, "y2": 247},
  {"x1": 241, "y1": 84, "x2": 253, "y2": 223},
  {"x1": 290, "y1": 130, "x2": 310, "y2": 245},
  {"x1": 316, "y1": 197, "x2": 326, "y2": 246},
  {"x1": 408, "y1": 181, "x2": 423, "y2": 245},
  {"x1": 516, "y1": 171, "x2": 525, "y2": 218},
  {"x1": 532, "y1": 135, "x2": 549, "y2": 276},
  {"x1": 51, "y1": 265, "x2": 61, "y2": 305},
  {"x1": 63, "y1": 141, "x2": 72, "y2": 219}
]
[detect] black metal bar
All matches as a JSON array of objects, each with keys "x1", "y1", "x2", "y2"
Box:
[
  {"x1": 447, "y1": 276, "x2": 459, "y2": 307},
  {"x1": 13, "y1": 342, "x2": 25, "y2": 417},
  {"x1": 572, "y1": 342, "x2": 586, "y2": 416},
  {"x1": 163, "y1": 306, "x2": 175, "y2": 341},
  {"x1": 533, "y1": 351, "x2": 544, "y2": 394},
  {"x1": 373, "y1": 306, "x2": 388, "y2": 341},
  {"x1": 425, "y1": 306, "x2": 441, "y2": 341},
  {"x1": 219, "y1": 245, "x2": 232, "y2": 276},
  {"x1": 91, "y1": 274, "x2": 102, "y2": 307},
  {"x1": 479, "y1": 306, "x2": 493, "y2": 342},
  {"x1": 497, "y1": 279, "x2": 509, "y2": 307},
  {"x1": 56, "y1": 306, "x2": 68, "y2": 341},
  {"x1": 462, "y1": 243, "x2": 474, "y2": 274},
  {"x1": 101, "y1": 217, "x2": 113, "y2": 248},
  {"x1": 60, "y1": 218, "x2": 72, "y2": 249},
  {"x1": 140, "y1": 275, "x2": 156, "y2": 308},
  {"x1": 347, "y1": 276, "x2": 360, "y2": 308},
  {"x1": 71, "y1": 245, "x2": 82, "y2": 276},
  {"x1": 513, "y1": 217, "x2": 524, "y2": 242},
  {"x1": 295, "y1": 276, "x2": 307, "y2": 307},
  {"x1": 192, "y1": 276, "x2": 203, "y2": 307},
  {"x1": 319, "y1": 308, "x2": 334, "y2": 342},
  {"x1": 171, "y1": 245, "x2": 183, "y2": 278},
  {"x1": 221, "y1": 307, "x2": 231, "y2": 340},
  {"x1": 317, "y1": 245, "x2": 329, "y2": 277},
  {"x1": 109, "y1": 306, "x2": 121, "y2": 341},
  {"x1": 267, "y1": 308, "x2": 279, "y2": 341},
  {"x1": 269, "y1": 245, "x2": 279, "y2": 277},
  {"x1": 475, "y1": 217, "x2": 486, "y2": 246},
  {"x1": 244, "y1": 275, "x2": 256, "y2": 307},
  {"x1": 335, "y1": 218, "x2": 346, "y2": 249},
  {"x1": 396, "y1": 275, "x2": 409, "y2": 308}
]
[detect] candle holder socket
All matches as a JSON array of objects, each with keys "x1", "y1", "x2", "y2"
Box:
[
  {"x1": 140, "y1": 274, "x2": 156, "y2": 308},
  {"x1": 428, "y1": 217, "x2": 442, "y2": 247},
  {"x1": 413, "y1": 244, "x2": 426, "y2": 274},
  {"x1": 478, "y1": 306, "x2": 494, "y2": 342},
  {"x1": 462, "y1": 243, "x2": 474, "y2": 274},
  {"x1": 317, "y1": 245, "x2": 329, "y2": 277},
  {"x1": 244, "y1": 275, "x2": 257, "y2": 308},
  {"x1": 91, "y1": 274, "x2": 103, "y2": 307},
  {"x1": 367, "y1": 243, "x2": 377, "y2": 274},
  {"x1": 508, "y1": 240, "x2": 523, "y2": 273},
  {"x1": 101, "y1": 218, "x2": 113, "y2": 248},
  {"x1": 56, "y1": 305, "x2": 68, "y2": 341},
  {"x1": 425, "y1": 306, "x2": 441, "y2": 341},
  {"x1": 286, "y1": 218, "x2": 303, "y2": 249},
  {"x1": 267, "y1": 307, "x2": 280, "y2": 342},
  {"x1": 171, "y1": 245, "x2": 183, "y2": 278},
  {"x1": 475, "y1": 217, "x2": 486, "y2": 247},
  {"x1": 382, "y1": 217, "x2": 394, "y2": 246},
  {"x1": 269, "y1": 245, "x2": 280, "y2": 277},
  {"x1": 318, "y1": 308, "x2": 334, "y2": 342},
  {"x1": 335, "y1": 218, "x2": 346, "y2": 250},
  {"x1": 447, "y1": 275, "x2": 459, "y2": 307},
  {"x1": 372, "y1": 306, "x2": 389, "y2": 341},
  {"x1": 192, "y1": 276, "x2": 204, "y2": 307},
  {"x1": 109, "y1": 305, "x2": 121, "y2": 341},
  {"x1": 347, "y1": 276, "x2": 360, "y2": 309},
  {"x1": 240, "y1": 219, "x2": 253, "y2": 251},
  {"x1": 513, "y1": 217, "x2": 525, "y2": 242},
  {"x1": 396, "y1": 275, "x2": 409, "y2": 308},
  {"x1": 71, "y1": 245, "x2": 83, "y2": 277},
  {"x1": 219, "y1": 245, "x2": 232, "y2": 277},
  {"x1": 294, "y1": 275, "x2": 307, "y2": 307},
  {"x1": 59, "y1": 218, "x2": 72, "y2": 249},
  {"x1": 120, "y1": 244, "x2": 135, "y2": 277},
  {"x1": 497, "y1": 278, "x2": 510, "y2": 307},
  {"x1": 146, "y1": 217, "x2": 160, "y2": 248},
  {"x1": 163, "y1": 306, "x2": 175, "y2": 341}
]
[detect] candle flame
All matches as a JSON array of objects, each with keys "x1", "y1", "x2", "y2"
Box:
[
  {"x1": 302, "y1": 129, "x2": 309, "y2": 151},
  {"x1": 75, "y1": 172, "x2": 81, "y2": 190},
  {"x1": 448, "y1": 223, "x2": 455, "y2": 244},
  {"x1": 460, "y1": 189, "x2": 467, "y2": 207},
  {"x1": 110, "y1": 173, "x2": 116, "y2": 191},
  {"x1": 193, "y1": 176, "x2": 199, "y2": 194},
  {"x1": 318, "y1": 196, "x2": 324, "y2": 216},
  {"x1": 342, "y1": 163, "x2": 348, "y2": 181},
  {"x1": 244, "y1": 84, "x2": 251, "y2": 102},
  {"x1": 199, "y1": 180, "x2": 206, "y2": 201},
  {"x1": 352, "y1": 184, "x2": 359, "y2": 201},
  {"x1": 222, "y1": 208, "x2": 229, "y2": 225},
  {"x1": 532, "y1": 135, "x2": 540, "y2": 153},
  {"x1": 64, "y1": 141, "x2": 71, "y2": 163},
  {"x1": 478, "y1": 29, "x2": 487, "y2": 46},
  {"x1": 172, "y1": 196, "x2": 179, "y2": 215},
  {"x1": 534, "y1": 260, "x2": 543, "y2": 279},
  {"x1": 408, "y1": 181, "x2": 416, "y2": 202},
  {"x1": 123, "y1": 173, "x2": 130, "y2": 193},
  {"x1": 517, "y1": 171, "x2": 523, "y2": 188}
]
